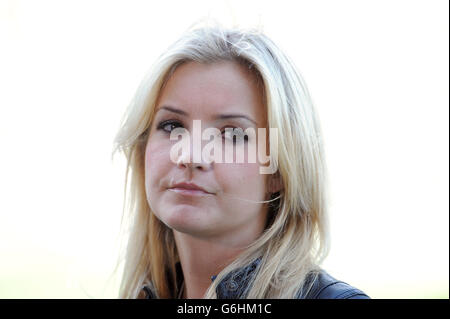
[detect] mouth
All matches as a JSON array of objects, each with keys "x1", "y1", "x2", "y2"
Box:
[
  {"x1": 168, "y1": 188, "x2": 212, "y2": 196},
  {"x1": 167, "y1": 182, "x2": 215, "y2": 196}
]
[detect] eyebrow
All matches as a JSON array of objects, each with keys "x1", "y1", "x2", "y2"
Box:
[{"x1": 157, "y1": 105, "x2": 258, "y2": 126}]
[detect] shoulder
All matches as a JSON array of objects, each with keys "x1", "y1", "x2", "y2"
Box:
[
  {"x1": 138, "y1": 262, "x2": 183, "y2": 299},
  {"x1": 138, "y1": 284, "x2": 157, "y2": 299},
  {"x1": 299, "y1": 269, "x2": 370, "y2": 299}
]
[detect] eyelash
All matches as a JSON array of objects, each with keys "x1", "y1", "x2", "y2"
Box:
[
  {"x1": 156, "y1": 120, "x2": 249, "y2": 142},
  {"x1": 156, "y1": 120, "x2": 184, "y2": 133}
]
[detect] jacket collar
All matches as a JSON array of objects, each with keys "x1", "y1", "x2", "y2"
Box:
[
  {"x1": 210, "y1": 257, "x2": 262, "y2": 299},
  {"x1": 174, "y1": 257, "x2": 262, "y2": 298}
]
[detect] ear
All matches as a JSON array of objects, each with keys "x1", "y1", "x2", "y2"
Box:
[{"x1": 267, "y1": 170, "x2": 283, "y2": 194}]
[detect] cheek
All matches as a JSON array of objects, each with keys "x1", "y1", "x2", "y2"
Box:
[
  {"x1": 144, "y1": 138, "x2": 171, "y2": 186},
  {"x1": 144, "y1": 138, "x2": 174, "y2": 215},
  {"x1": 217, "y1": 162, "x2": 266, "y2": 200}
]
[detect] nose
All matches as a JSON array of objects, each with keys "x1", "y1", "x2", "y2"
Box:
[
  {"x1": 177, "y1": 153, "x2": 213, "y2": 171},
  {"x1": 176, "y1": 139, "x2": 213, "y2": 172}
]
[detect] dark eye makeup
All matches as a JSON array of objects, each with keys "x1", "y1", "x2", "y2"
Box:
[
  {"x1": 156, "y1": 119, "x2": 249, "y2": 143},
  {"x1": 156, "y1": 119, "x2": 184, "y2": 133}
]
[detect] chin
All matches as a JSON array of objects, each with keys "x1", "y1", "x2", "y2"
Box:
[{"x1": 161, "y1": 205, "x2": 208, "y2": 232}]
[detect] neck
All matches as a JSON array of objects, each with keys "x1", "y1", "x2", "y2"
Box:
[
  {"x1": 172, "y1": 232, "x2": 240, "y2": 298},
  {"x1": 173, "y1": 225, "x2": 265, "y2": 299}
]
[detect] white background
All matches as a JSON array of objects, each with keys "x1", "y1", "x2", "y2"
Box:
[{"x1": 0, "y1": 0, "x2": 448, "y2": 298}]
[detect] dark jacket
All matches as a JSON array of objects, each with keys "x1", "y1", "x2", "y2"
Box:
[{"x1": 140, "y1": 258, "x2": 370, "y2": 299}]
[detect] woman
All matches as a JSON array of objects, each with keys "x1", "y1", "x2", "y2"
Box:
[{"x1": 112, "y1": 22, "x2": 370, "y2": 299}]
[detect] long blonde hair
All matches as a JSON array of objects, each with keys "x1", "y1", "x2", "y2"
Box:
[{"x1": 112, "y1": 20, "x2": 330, "y2": 299}]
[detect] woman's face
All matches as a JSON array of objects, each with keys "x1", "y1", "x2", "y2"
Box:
[{"x1": 144, "y1": 61, "x2": 270, "y2": 245}]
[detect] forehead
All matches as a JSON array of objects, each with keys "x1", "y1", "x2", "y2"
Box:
[{"x1": 156, "y1": 61, "x2": 266, "y2": 126}]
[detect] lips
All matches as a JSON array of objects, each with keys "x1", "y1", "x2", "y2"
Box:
[{"x1": 169, "y1": 182, "x2": 214, "y2": 195}]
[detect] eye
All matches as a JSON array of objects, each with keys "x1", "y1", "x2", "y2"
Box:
[
  {"x1": 157, "y1": 120, "x2": 183, "y2": 133},
  {"x1": 222, "y1": 127, "x2": 249, "y2": 143}
]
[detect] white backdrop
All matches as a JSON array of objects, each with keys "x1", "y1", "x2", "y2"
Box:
[{"x1": 0, "y1": 0, "x2": 448, "y2": 298}]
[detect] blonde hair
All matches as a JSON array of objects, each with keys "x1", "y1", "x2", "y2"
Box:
[{"x1": 112, "y1": 20, "x2": 330, "y2": 299}]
